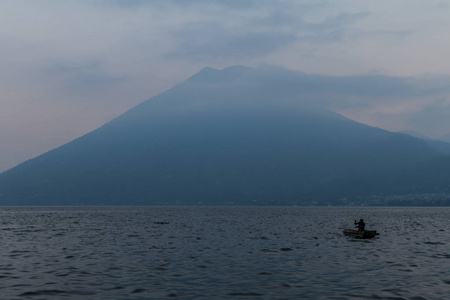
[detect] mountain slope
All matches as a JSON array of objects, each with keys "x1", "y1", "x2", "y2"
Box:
[{"x1": 0, "y1": 66, "x2": 447, "y2": 205}]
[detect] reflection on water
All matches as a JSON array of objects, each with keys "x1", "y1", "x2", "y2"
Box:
[{"x1": 0, "y1": 206, "x2": 449, "y2": 299}]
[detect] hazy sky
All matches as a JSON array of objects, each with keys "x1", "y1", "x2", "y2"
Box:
[{"x1": 2, "y1": 0, "x2": 450, "y2": 172}]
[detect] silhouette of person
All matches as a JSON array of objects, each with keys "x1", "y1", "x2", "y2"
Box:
[{"x1": 354, "y1": 219, "x2": 365, "y2": 231}]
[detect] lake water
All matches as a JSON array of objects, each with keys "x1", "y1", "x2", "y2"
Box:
[{"x1": 0, "y1": 206, "x2": 449, "y2": 299}]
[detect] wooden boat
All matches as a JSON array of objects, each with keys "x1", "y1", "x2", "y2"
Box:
[{"x1": 343, "y1": 229, "x2": 379, "y2": 239}]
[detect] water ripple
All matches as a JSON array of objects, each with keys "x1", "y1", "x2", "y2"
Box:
[{"x1": 0, "y1": 206, "x2": 449, "y2": 299}]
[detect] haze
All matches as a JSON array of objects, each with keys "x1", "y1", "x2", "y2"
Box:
[{"x1": 2, "y1": 0, "x2": 450, "y2": 172}]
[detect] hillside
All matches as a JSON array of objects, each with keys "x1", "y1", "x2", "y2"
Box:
[{"x1": 0, "y1": 66, "x2": 449, "y2": 206}]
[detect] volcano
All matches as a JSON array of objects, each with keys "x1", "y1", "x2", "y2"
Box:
[{"x1": 1, "y1": 66, "x2": 449, "y2": 206}]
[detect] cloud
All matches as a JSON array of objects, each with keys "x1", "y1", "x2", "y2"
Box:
[
  {"x1": 176, "y1": 66, "x2": 449, "y2": 110},
  {"x1": 366, "y1": 29, "x2": 412, "y2": 38},
  {"x1": 174, "y1": 66, "x2": 450, "y2": 139},
  {"x1": 211, "y1": 66, "x2": 415, "y2": 102},
  {"x1": 48, "y1": 61, "x2": 127, "y2": 92},
  {"x1": 164, "y1": 4, "x2": 370, "y2": 62},
  {"x1": 167, "y1": 24, "x2": 295, "y2": 61},
  {"x1": 95, "y1": 0, "x2": 151, "y2": 9},
  {"x1": 307, "y1": 12, "x2": 370, "y2": 31},
  {"x1": 99, "y1": 0, "x2": 283, "y2": 10},
  {"x1": 402, "y1": 100, "x2": 450, "y2": 136}
]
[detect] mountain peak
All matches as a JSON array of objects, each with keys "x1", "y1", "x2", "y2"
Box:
[{"x1": 186, "y1": 65, "x2": 252, "y2": 84}]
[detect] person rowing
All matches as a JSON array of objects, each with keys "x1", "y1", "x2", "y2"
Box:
[{"x1": 354, "y1": 219, "x2": 365, "y2": 231}]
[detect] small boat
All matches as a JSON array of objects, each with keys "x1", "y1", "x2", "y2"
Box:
[{"x1": 343, "y1": 229, "x2": 379, "y2": 239}]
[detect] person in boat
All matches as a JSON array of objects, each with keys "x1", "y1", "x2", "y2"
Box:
[{"x1": 354, "y1": 219, "x2": 365, "y2": 231}]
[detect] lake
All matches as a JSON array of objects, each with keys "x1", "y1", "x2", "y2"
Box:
[{"x1": 0, "y1": 206, "x2": 449, "y2": 299}]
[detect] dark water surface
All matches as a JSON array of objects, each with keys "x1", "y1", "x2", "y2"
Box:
[{"x1": 0, "y1": 207, "x2": 449, "y2": 299}]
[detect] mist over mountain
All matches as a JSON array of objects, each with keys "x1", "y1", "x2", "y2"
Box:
[
  {"x1": 399, "y1": 130, "x2": 430, "y2": 140},
  {"x1": 1, "y1": 66, "x2": 450, "y2": 206},
  {"x1": 438, "y1": 133, "x2": 450, "y2": 143}
]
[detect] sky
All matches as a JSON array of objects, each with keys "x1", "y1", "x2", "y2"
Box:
[{"x1": 2, "y1": 0, "x2": 450, "y2": 172}]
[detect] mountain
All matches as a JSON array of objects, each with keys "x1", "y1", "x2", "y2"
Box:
[
  {"x1": 438, "y1": 133, "x2": 450, "y2": 143},
  {"x1": 399, "y1": 130, "x2": 430, "y2": 140},
  {"x1": 401, "y1": 131, "x2": 450, "y2": 156},
  {"x1": 1, "y1": 66, "x2": 450, "y2": 206}
]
